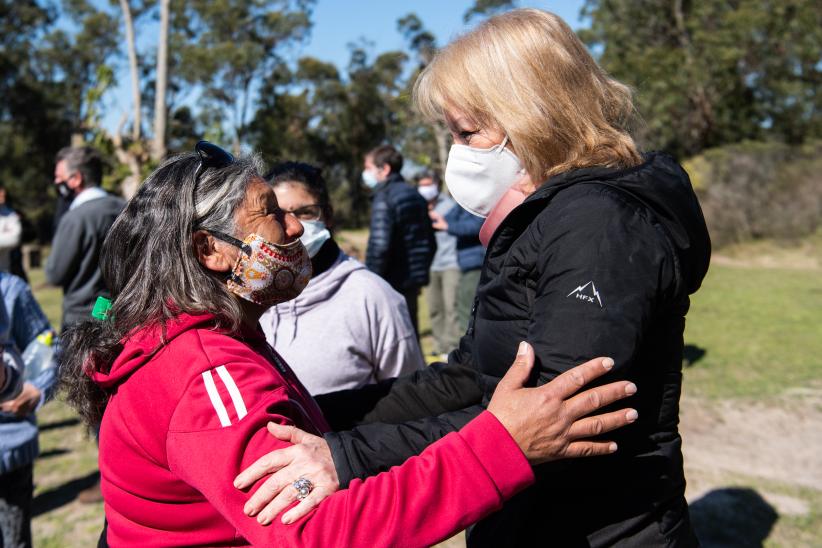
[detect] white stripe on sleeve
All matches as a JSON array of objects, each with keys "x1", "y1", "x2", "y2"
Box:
[
  {"x1": 202, "y1": 370, "x2": 231, "y2": 427},
  {"x1": 216, "y1": 365, "x2": 248, "y2": 421}
]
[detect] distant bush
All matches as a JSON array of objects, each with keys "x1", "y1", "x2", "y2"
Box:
[{"x1": 683, "y1": 141, "x2": 822, "y2": 248}]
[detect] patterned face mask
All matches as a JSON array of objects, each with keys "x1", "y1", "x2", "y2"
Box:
[{"x1": 210, "y1": 231, "x2": 312, "y2": 307}]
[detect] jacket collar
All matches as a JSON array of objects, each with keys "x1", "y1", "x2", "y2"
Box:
[
  {"x1": 310, "y1": 238, "x2": 341, "y2": 277},
  {"x1": 485, "y1": 154, "x2": 660, "y2": 252},
  {"x1": 373, "y1": 172, "x2": 405, "y2": 192},
  {"x1": 70, "y1": 186, "x2": 108, "y2": 210}
]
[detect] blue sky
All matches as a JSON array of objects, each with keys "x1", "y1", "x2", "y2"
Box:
[
  {"x1": 100, "y1": 0, "x2": 587, "y2": 132},
  {"x1": 305, "y1": 0, "x2": 587, "y2": 70}
]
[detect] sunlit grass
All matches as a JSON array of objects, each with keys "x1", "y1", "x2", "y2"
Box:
[{"x1": 683, "y1": 263, "x2": 822, "y2": 399}]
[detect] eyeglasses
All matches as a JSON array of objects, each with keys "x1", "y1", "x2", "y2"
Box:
[
  {"x1": 194, "y1": 140, "x2": 234, "y2": 183},
  {"x1": 284, "y1": 204, "x2": 323, "y2": 221}
]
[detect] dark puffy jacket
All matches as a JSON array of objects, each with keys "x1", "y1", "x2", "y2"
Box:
[
  {"x1": 365, "y1": 173, "x2": 435, "y2": 291},
  {"x1": 320, "y1": 152, "x2": 710, "y2": 547},
  {"x1": 444, "y1": 204, "x2": 484, "y2": 272}
]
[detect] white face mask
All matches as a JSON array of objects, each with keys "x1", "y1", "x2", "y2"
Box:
[
  {"x1": 444, "y1": 136, "x2": 524, "y2": 218},
  {"x1": 362, "y1": 169, "x2": 380, "y2": 189},
  {"x1": 299, "y1": 219, "x2": 331, "y2": 259},
  {"x1": 417, "y1": 184, "x2": 439, "y2": 202}
]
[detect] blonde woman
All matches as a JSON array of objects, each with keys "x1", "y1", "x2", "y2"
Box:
[{"x1": 236, "y1": 9, "x2": 708, "y2": 547}]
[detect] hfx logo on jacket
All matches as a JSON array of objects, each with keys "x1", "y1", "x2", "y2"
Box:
[{"x1": 567, "y1": 281, "x2": 603, "y2": 308}]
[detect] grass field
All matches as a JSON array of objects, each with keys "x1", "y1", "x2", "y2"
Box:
[
  {"x1": 26, "y1": 238, "x2": 822, "y2": 547},
  {"x1": 683, "y1": 263, "x2": 822, "y2": 399}
]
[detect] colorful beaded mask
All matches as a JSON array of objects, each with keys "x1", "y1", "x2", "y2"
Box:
[{"x1": 224, "y1": 233, "x2": 312, "y2": 307}]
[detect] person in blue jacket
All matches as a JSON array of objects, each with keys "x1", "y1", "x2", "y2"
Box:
[
  {"x1": 431, "y1": 204, "x2": 485, "y2": 330},
  {"x1": 0, "y1": 272, "x2": 58, "y2": 548}
]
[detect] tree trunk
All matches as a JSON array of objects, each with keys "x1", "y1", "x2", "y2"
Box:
[
  {"x1": 232, "y1": 78, "x2": 252, "y2": 156},
  {"x1": 111, "y1": 114, "x2": 142, "y2": 199},
  {"x1": 120, "y1": 0, "x2": 141, "y2": 142},
  {"x1": 151, "y1": 0, "x2": 170, "y2": 162},
  {"x1": 672, "y1": 0, "x2": 714, "y2": 151}
]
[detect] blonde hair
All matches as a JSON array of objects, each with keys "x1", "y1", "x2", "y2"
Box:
[{"x1": 414, "y1": 8, "x2": 642, "y2": 181}]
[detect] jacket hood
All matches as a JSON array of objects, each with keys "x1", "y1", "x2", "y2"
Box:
[
  {"x1": 91, "y1": 312, "x2": 252, "y2": 390},
  {"x1": 531, "y1": 152, "x2": 711, "y2": 294},
  {"x1": 263, "y1": 251, "x2": 365, "y2": 345}
]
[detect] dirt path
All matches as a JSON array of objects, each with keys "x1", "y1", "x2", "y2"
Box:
[
  {"x1": 680, "y1": 389, "x2": 822, "y2": 545},
  {"x1": 711, "y1": 240, "x2": 821, "y2": 271},
  {"x1": 681, "y1": 390, "x2": 822, "y2": 493}
]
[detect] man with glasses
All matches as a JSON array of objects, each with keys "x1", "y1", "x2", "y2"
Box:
[
  {"x1": 47, "y1": 147, "x2": 125, "y2": 331},
  {"x1": 46, "y1": 146, "x2": 124, "y2": 504}
]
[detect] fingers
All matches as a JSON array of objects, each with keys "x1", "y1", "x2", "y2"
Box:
[
  {"x1": 267, "y1": 422, "x2": 296, "y2": 442},
  {"x1": 547, "y1": 357, "x2": 615, "y2": 399},
  {"x1": 566, "y1": 408, "x2": 638, "y2": 439},
  {"x1": 281, "y1": 485, "x2": 334, "y2": 524},
  {"x1": 234, "y1": 445, "x2": 295, "y2": 490},
  {"x1": 268, "y1": 421, "x2": 313, "y2": 445},
  {"x1": 255, "y1": 481, "x2": 300, "y2": 525},
  {"x1": 562, "y1": 440, "x2": 620, "y2": 459},
  {"x1": 495, "y1": 341, "x2": 535, "y2": 393},
  {"x1": 564, "y1": 380, "x2": 637, "y2": 419},
  {"x1": 244, "y1": 468, "x2": 300, "y2": 518}
]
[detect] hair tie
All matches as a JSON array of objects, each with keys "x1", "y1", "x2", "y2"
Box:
[{"x1": 91, "y1": 296, "x2": 113, "y2": 321}]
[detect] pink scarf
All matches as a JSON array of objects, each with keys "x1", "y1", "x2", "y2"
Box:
[{"x1": 479, "y1": 185, "x2": 529, "y2": 247}]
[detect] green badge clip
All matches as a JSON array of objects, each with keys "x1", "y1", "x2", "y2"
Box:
[{"x1": 91, "y1": 296, "x2": 112, "y2": 321}]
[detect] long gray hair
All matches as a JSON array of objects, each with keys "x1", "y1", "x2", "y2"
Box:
[{"x1": 60, "y1": 152, "x2": 264, "y2": 426}]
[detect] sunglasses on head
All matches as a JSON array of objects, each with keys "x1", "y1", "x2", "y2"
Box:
[
  {"x1": 192, "y1": 141, "x2": 242, "y2": 242},
  {"x1": 194, "y1": 140, "x2": 234, "y2": 182}
]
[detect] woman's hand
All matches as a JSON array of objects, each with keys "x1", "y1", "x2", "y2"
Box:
[
  {"x1": 429, "y1": 210, "x2": 448, "y2": 231},
  {"x1": 233, "y1": 423, "x2": 339, "y2": 525},
  {"x1": 488, "y1": 341, "x2": 637, "y2": 464}
]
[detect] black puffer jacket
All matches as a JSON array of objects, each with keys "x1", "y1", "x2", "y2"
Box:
[
  {"x1": 364, "y1": 173, "x2": 435, "y2": 291},
  {"x1": 320, "y1": 153, "x2": 710, "y2": 547}
]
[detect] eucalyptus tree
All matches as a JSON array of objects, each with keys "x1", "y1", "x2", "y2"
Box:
[
  {"x1": 176, "y1": 0, "x2": 315, "y2": 154},
  {"x1": 581, "y1": 0, "x2": 822, "y2": 157}
]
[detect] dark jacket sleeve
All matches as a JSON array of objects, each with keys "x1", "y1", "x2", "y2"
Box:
[
  {"x1": 316, "y1": 353, "x2": 484, "y2": 430},
  {"x1": 526, "y1": 188, "x2": 674, "y2": 385},
  {"x1": 365, "y1": 192, "x2": 393, "y2": 276},
  {"x1": 322, "y1": 334, "x2": 485, "y2": 487},
  {"x1": 325, "y1": 405, "x2": 484, "y2": 488},
  {"x1": 396, "y1": 186, "x2": 436, "y2": 287}
]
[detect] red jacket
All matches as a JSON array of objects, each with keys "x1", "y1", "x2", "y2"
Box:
[{"x1": 94, "y1": 312, "x2": 534, "y2": 547}]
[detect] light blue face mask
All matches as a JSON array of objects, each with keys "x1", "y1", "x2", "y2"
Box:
[
  {"x1": 300, "y1": 219, "x2": 332, "y2": 258},
  {"x1": 361, "y1": 169, "x2": 380, "y2": 189}
]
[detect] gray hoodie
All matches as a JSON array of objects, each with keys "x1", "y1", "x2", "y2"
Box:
[{"x1": 261, "y1": 251, "x2": 425, "y2": 396}]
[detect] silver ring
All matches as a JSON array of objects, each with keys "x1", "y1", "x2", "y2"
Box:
[{"x1": 292, "y1": 477, "x2": 313, "y2": 501}]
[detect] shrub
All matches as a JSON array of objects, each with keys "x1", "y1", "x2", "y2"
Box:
[{"x1": 683, "y1": 141, "x2": 822, "y2": 248}]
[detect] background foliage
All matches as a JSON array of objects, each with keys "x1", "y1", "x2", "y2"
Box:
[{"x1": 1, "y1": 0, "x2": 819, "y2": 237}]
